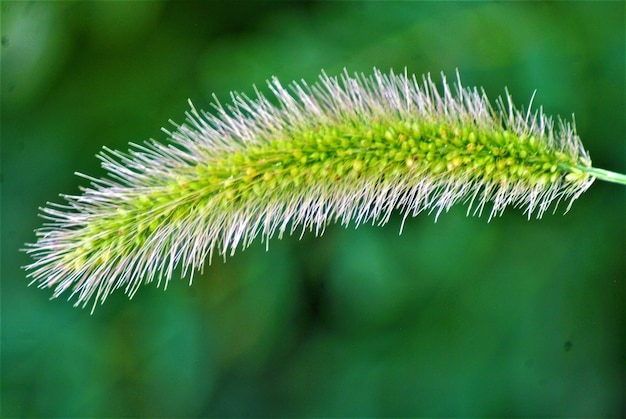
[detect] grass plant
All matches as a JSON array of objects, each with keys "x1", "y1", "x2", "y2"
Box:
[{"x1": 24, "y1": 69, "x2": 626, "y2": 311}]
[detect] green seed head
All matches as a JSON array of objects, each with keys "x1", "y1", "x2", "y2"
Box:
[{"x1": 24, "y1": 68, "x2": 597, "y2": 311}]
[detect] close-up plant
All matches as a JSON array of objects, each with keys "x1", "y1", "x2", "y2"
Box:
[
  {"x1": 3, "y1": 1, "x2": 624, "y2": 417},
  {"x1": 23, "y1": 68, "x2": 626, "y2": 312}
]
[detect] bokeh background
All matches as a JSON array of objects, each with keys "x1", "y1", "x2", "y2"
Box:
[{"x1": 2, "y1": 1, "x2": 624, "y2": 417}]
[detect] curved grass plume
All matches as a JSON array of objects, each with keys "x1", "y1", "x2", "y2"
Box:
[{"x1": 24, "y1": 68, "x2": 625, "y2": 311}]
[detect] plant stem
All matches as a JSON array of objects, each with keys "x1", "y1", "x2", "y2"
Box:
[{"x1": 577, "y1": 165, "x2": 626, "y2": 186}]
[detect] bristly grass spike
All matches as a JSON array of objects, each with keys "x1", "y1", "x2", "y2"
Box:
[{"x1": 23, "y1": 68, "x2": 626, "y2": 312}]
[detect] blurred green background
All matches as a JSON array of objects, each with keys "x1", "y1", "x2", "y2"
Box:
[{"x1": 2, "y1": 1, "x2": 624, "y2": 417}]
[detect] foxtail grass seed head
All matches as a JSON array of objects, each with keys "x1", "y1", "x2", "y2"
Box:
[{"x1": 25, "y1": 68, "x2": 620, "y2": 311}]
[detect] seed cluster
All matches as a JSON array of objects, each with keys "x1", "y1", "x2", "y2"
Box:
[{"x1": 24, "y1": 69, "x2": 594, "y2": 310}]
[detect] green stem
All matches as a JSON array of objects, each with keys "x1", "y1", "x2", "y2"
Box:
[{"x1": 575, "y1": 165, "x2": 626, "y2": 185}]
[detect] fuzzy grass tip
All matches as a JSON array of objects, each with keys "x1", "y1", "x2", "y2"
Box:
[{"x1": 24, "y1": 68, "x2": 624, "y2": 310}]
